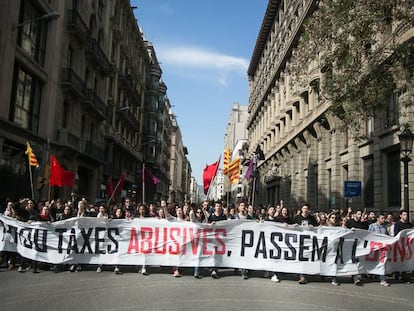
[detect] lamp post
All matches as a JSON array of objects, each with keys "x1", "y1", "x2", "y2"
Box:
[
  {"x1": 12, "y1": 11, "x2": 60, "y2": 30},
  {"x1": 398, "y1": 124, "x2": 414, "y2": 221},
  {"x1": 251, "y1": 145, "x2": 265, "y2": 207}
]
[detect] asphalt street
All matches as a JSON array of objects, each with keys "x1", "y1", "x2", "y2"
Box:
[{"x1": 0, "y1": 266, "x2": 413, "y2": 311}]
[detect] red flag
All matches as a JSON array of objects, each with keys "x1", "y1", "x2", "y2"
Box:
[
  {"x1": 202, "y1": 155, "x2": 221, "y2": 195},
  {"x1": 50, "y1": 154, "x2": 75, "y2": 187},
  {"x1": 115, "y1": 171, "x2": 125, "y2": 194},
  {"x1": 142, "y1": 163, "x2": 160, "y2": 187},
  {"x1": 106, "y1": 176, "x2": 114, "y2": 196}
]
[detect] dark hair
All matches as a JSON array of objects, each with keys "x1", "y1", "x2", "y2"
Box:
[
  {"x1": 302, "y1": 203, "x2": 311, "y2": 209},
  {"x1": 400, "y1": 210, "x2": 409, "y2": 215}
]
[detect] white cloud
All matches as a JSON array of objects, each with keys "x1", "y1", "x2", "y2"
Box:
[
  {"x1": 156, "y1": 46, "x2": 249, "y2": 86},
  {"x1": 159, "y1": 46, "x2": 248, "y2": 70}
]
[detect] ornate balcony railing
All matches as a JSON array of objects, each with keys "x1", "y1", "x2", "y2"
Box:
[{"x1": 62, "y1": 67, "x2": 85, "y2": 98}]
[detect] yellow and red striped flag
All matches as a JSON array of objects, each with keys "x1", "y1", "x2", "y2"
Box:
[
  {"x1": 229, "y1": 169, "x2": 240, "y2": 184},
  {"x1": 223, "y1": 148, "x2": 231, "y2": 175},
  {"x1": 25, "y1": 142, "x2": 39, "y2": 168},
  {"x1": 227, "y1": 157, "x2": 240, "y2": 183}
]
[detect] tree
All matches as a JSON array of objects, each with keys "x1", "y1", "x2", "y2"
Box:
[{"x1": 291, "y1": 0, "x2": 414, "y2": 136}]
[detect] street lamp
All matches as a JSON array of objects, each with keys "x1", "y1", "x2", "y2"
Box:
[
  {"x1": 398, "y1": 124, "x2": 414, "y2": 220},
  {"x1": 250, "y1": 145, "x2": 265, "y2": 207},
  {"x1": 12, "y1": 11, "x2": 60, "y2": 30}
]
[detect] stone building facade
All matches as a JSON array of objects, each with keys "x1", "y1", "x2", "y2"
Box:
[
  {"x1": 247, "y1": 0, "x2": 414, "y2": 217},
  {"x1": 0, "y1": 0, "x2": 181, "y2": 203}
]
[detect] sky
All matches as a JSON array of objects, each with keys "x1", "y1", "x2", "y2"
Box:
[{"x1": 131, "y1": 0, "x2": 269, "y2": 184}]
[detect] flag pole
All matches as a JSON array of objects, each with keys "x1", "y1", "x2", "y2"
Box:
[
  {"x1": 226, "y1": 174, "x2": 230, "y2": 207},
  {"x1": 142, "y1": 163, "x2": 145, "y2": 204},
  {"x1": 206, "y1": 173, "x2": 215, "y2": 200},
  {"x1": 107, "y1": 171, "x2": 124, "y2": 205},
  {"x1": 250, "y1": 154, "x2": 258, "y2": 207},
  {"x1": 47, "y1": 141, "x2": 51, "y2": 202},
  {"x1": 28, "y1": 162, "x2": 35, "y2": 199}
]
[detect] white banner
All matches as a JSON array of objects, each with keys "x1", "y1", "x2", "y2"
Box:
[{"x1": 1, "y1": 215, "x2": 413, "y2": 275}]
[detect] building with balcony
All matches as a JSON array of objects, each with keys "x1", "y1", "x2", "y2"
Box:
[
  {"x1": 104, "y1": 0, "x2": 150, "y2": 202},
  {"x1": 247, "y1": 0, "x2": 414, "y2": 217},
  {"x1": 0, "y1": 0, "x2": 112, "y2": 201},
  {"x1": 222, "y1": 102, "x2": 248, "y2": 203},
  {"x1": 168, "y1": 112, "x2": 191, "y2": 204},
  {"x1": 141, "y1": 42, "x2": 172, "y2": 203},
  {"x1": 0, "y1": 0, "x2": 175, "y2": 204}
]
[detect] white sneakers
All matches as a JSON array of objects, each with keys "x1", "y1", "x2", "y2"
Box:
[
  {"x1": 380, "y1": 280, "x2": 390, "y2": 287},
  {"x1": 114, "y1": 266, "x2": 121, "y2": 274},
  {"x1": 271, "y1": 274, "x2": 280, "y2": 282}
]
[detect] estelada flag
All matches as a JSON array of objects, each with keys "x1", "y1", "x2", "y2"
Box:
[
  {"x1": 50, "y1": 154, "x2": 75, "y2": 187},
  {"x1": 25, "y1": 142, "x2": 39, "y2": 168},
  {"x1": 202, "y1": 155, "x2": 221, "y2": 195}
]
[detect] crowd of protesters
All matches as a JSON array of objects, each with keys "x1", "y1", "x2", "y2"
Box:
[{"x1": 0, "y1": 195, "x2": 413, "y2": 286}]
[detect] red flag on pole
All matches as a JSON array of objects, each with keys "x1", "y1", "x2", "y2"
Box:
[
  {"x1": 50, "y1": 154, "x2": 75, "y2": 187},
  {"x1": 115, "y1": 171, "x2": 125, "y2": 194},
  {"x1": 202, "y1": 155, "x2": 221, "y2": 195},
  {"x1": 106, "y1": 177, "x2": 114, "y2": 196}
]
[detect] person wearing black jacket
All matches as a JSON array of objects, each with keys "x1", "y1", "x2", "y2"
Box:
[
  {"x1": 393, "y1": 210, "x2": 413, "y2": 283},
  {"x1": 13, "y1": 198, "x2": 41, "y2": 273},
  {"x1": 345, "y1": 209, "x2": 368, "y2": 285},
  {"x1": 208, "y1": 201, "x2": 227, "y2": 279},
  {"x1": 292, "y1": 203, "x2": 318, "y2": 284}
]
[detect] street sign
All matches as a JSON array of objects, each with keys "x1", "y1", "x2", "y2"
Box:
[{"x1": 344, "y1": 181, "x2": 361, "y2": 197}]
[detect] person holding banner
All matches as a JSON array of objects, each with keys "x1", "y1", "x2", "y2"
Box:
[
  {"x1": 368, "y1": 213, "x2": 390, "y2": 286},
  {"x1": 13, "y1": 199, "x2": 41, "y2": 273},
  {"x1": 163, "y1": 204, "x2": 185, "y2": 277},
  {"x1": 208, "y1": 201, "x2": 227, "y2": 279},
  {"x1": 292, "y1": 203, "x2": 318, "y2": 284},
  {"x1": 393, "y1": 210, "x2": 413, "y2": 283},
  {"x1": 275, "y1": 207, "x2": 293, "y2": 224},
  {"x1": 246, "y1": 204, "x2": 257, "y2": 220},
  {"x1": 264, "y1": 205, "x2": 283, "y2": 283},
  {"x1": 0, "y1": 200, "x2": 17, "y2": 270},
  {"x1": 190, "y1": 204, "x2": 208, "y2": 278},
  {"x1": 69, "y1": 200, "x2": 88, "y2": 273},
  {"x1": 264, "y1": 206, "x2": 278, "y2": 222},
  {"x1": 326, "y1": 213, "x2": 340, "y2": 286},
  {"x1": 235, "y1": 202, "x2": 250, "y2": 280},
  {"x1": 123, "y1": 198, "x2": 135, "y2": 219},
  {"x1": 110, "y1": 207, "x2": 124, "y2": 274},
  {"x1": 345, "y1": 209, "x2": 368, "y2": 285},
  {"x1": 136, "y1": 203, "x2": 149, "y2": 275},
  {"x1": 96, "y1": 205, "x2": 109, "y2": 273}
]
